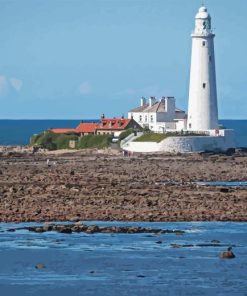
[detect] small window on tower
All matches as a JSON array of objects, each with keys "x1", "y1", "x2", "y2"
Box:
[
  {"x1": 209, "y1": 55, "x2": 212, "y2": 61},
  {"x1": 202, "y1": 41, "x2": 206, "y2": 46},
  {"x1": 203, "y1": 83, "x2": 206, "y2": 89}
]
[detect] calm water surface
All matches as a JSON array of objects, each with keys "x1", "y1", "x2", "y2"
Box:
[{"x1": 0, "y1": 221, "x2": 246, "y2": 296}]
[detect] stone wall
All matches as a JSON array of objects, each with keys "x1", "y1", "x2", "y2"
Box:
[{"x1": 123, "y1": 129, "x2": 235, "y2": 153}]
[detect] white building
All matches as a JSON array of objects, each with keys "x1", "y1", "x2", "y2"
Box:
[
  {"x1": 187, "y1": 6, "x2": 218, "y2": 131},
  {"x1": 128, "y1": 96, "x2": 187, "y2": 133},
  {"x1": 122, "y1": 5, "x2": 235, "y2": 153}
]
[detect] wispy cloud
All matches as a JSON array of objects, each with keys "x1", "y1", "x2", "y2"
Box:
[
  {"x1": 0, "y1": 75, "x2": 8, "y2": 96},
  {"x1": 10, "y1": 78, "x2": 23, "y2": 92},
  {"x1": 78, "y1": 81, "x2": 92, "y2": 95},
  {"x1": 0, "y1": 75, "x2": 23, "y2": 96}
]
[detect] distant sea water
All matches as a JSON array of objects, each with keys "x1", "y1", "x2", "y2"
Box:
[
  {"x1": 0, "y1": 119, "x2": 96, "y2": 146},
  {"x1": 0, "y1": 119, "x2": 246, "y2": 147}
]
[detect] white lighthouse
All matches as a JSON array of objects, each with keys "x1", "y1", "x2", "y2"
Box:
[
  {"x1": 121, "y1": 5, "x2": 236, "y2": 153},
  {"x1": 187, "y1": 6, "x2": 218, "y2": 131}
]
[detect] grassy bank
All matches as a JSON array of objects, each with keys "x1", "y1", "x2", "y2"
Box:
[
  {"x1": 134, "y1": 133, "x2": 169, "y2": 143},
  {"x1": 31, "y1": 132, "x2": 112, "y2": 150},
  {"x1": 77, "y1": 134, "x2": 112, "y2": 149},
  {"x1": 134, "y1": 131, "x2": 209, "y2": 143}
]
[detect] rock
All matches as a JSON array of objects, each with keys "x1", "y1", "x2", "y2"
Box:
[
  {"x1": 175, "y1": 230, "x2": 184, "y2": 235},
  {"x1": 86, "y1": 225, "x2": 100, "y2": 234},
  {"x1": 43, "y1": 225, "x2": 53, "y2": 232},
  {"x1": 155, "y1": 241, "x2": 162, "y2": 244},
  {"x1": 69, "y1": 216, "x2": 80, "y2": 222},
  {"x1": 171, "y1": 244, "x2": 182, "y2": 248},
  {"x1": 35, "y1": 263, "x2": 46, "y2": 269},
  {"x1": 58, "y1": 226, "x2": 72, "y2": 234},
  {"x1": 29, "y1": 227, "x2": 46, "y2": 233},
  {"x1": 220, "y1": 188, "x2": 229, "y2": 193},
  {"x1": 211, "y1": 239, "x2": 220, "y2": 244},
  {"x1": 219, "y1": 247, "x2": 235, "y2": 259},
  {"x1": 70, "y1": 170, "x2": 75, "y2": 175},
  {"x1": 23, "y1": 223, "x2": 186, "y2": 235},
  {"x1": 70, "y1": 187, "x2": 79, "y2": 192}
]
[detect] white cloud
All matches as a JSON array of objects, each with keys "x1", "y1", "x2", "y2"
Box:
[
  {"x1": 0, "y1": 75, "x2": 8, "y2": 96},
  {"x1": 10, "y1": 78, "x2": 23, "y2": 92},
  {"x1": 78, "y1": 81, "x2": 92, "y2": 95}
]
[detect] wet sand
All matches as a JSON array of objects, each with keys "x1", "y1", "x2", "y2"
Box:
[{"x1": 0, "y1": 148, "x2": 246, "y2": 222}]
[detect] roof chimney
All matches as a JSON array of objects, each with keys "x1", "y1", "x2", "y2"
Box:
[
  {"x1": 140, "y1": 97, "x2": 146, "y2": 107},
  {"x1": 149, "y1": 96, "x2": 156, "y2": 107}
]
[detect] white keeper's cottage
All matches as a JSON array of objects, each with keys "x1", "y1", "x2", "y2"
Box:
[{"x1": 128, "y1": 96, "x2": 187, "y2": 133}]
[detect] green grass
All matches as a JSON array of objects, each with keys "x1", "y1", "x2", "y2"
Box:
[
  {"x1": 134, "y1": 131, "x2": 209, "y2": 143},
  {"x1": 76, "y1": 134, "x2": 112, "y2": 149},
  {"x1": 134, "y1": 133, "x2": 169, "y2": 143},
  {"x1": 31, "y1": 131, "x2": 113, "y2": 150},
  {"x1": 31, "y1": 132, "x2": 78, "y2": 150},
  {"x1": 118, "y1": 128, "x2": 134, "y2": 141}
]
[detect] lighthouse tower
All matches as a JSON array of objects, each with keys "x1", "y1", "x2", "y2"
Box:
[{"x1": 187, "y1": 6, "x2": 218, "y2": 131}]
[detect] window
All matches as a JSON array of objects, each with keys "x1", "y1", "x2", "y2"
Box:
[
  {"x1": 189, "y1": 123, "x2": 192, "y2": 128},
  {"x1": 139, "y1": 115, "x2": 142, "y2": 122},
  {"x1": 202, "y1": 41, "x2": 206, "y2": 46},
  {"x1": 209, "y1": 55, "x2": 212, "y2": 62},
  {"x1": 203, "y1": 83, "x2": 206, "y2": 89},
  {"x1": 150, "y1": 115, "x2": 153, "y2": 122},
  {"x1": 145, "y1": 115, "x2": 147, "y2": 122}
]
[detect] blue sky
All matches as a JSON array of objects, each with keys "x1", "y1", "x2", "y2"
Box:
[{"x1": 0, "y1": 0, "x2": 246, "y2": 119}]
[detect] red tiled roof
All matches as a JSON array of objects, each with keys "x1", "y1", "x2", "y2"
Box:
[
  {"x1": 75, "y1": 123, "x2": 97, "y2": 133},
  {"x1": 49, "y1": 118, "x2": 131, "y2": 134},
  {"x1": 49, "y1": 128, "x2": 76, "y2": 134},
  {"x1": 96, "y1": 118, "x2": 130, "y2": 130}
]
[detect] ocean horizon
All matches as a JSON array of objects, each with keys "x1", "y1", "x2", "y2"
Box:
[{"x1": 0, "y1": 119, "x2": 246, "y2": 147}]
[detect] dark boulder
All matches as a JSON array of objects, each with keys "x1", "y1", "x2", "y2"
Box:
[
  {"x1": 35, "y1": 263, "x2": 46, "y2": 269},
  {"x1": 219, "y1": 247, "x2": 235, "y2": 259}
]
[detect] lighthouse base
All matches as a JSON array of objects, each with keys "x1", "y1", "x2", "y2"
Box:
[{"x1": 123, "y1": 129, "x2": 235, "y2": 154}]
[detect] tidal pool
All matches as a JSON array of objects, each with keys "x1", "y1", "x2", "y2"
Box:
[{"x1": 195, "y1": 181, "x2": 247, "y2": 187}]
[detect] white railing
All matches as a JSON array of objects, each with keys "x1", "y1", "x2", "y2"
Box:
[{"x1": 120, "y1": 132, "x2": 143, "y2": 148}]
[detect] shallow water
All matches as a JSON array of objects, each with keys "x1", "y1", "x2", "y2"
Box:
[
  {"x1": 195, "y1": 181, "x2": 247, "y2": 187},
  {"x1": 0, "y1": 221, "x2": 246, "y2": 296}
]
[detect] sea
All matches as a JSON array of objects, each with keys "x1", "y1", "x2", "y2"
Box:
[
  {"x1": 0, "y1": 221, "x2": 247, "y2": 296},
  {"x1": 0, "y1": 119, "x2": 246, "y2": 147}
]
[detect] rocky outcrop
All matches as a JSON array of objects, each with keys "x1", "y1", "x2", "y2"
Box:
[
  {"x1": 0, "y1": 150, "x2": 246, "y2": 222},
  {"x1": 22, "y1": 223, "x2": 185, "y2": 235}
]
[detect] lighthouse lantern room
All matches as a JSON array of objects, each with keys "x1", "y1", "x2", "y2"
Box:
[{"x1": 187, "y1": 6, "x2": 218, "y2": 131}]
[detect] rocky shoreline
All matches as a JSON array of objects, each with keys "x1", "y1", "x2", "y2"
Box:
[
  {"x1": 0, "y1": 148, "x2": 247, "y2": 222},
  {"x1": 7, "y1": 223, "x2": 185, "y2": 235}
]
